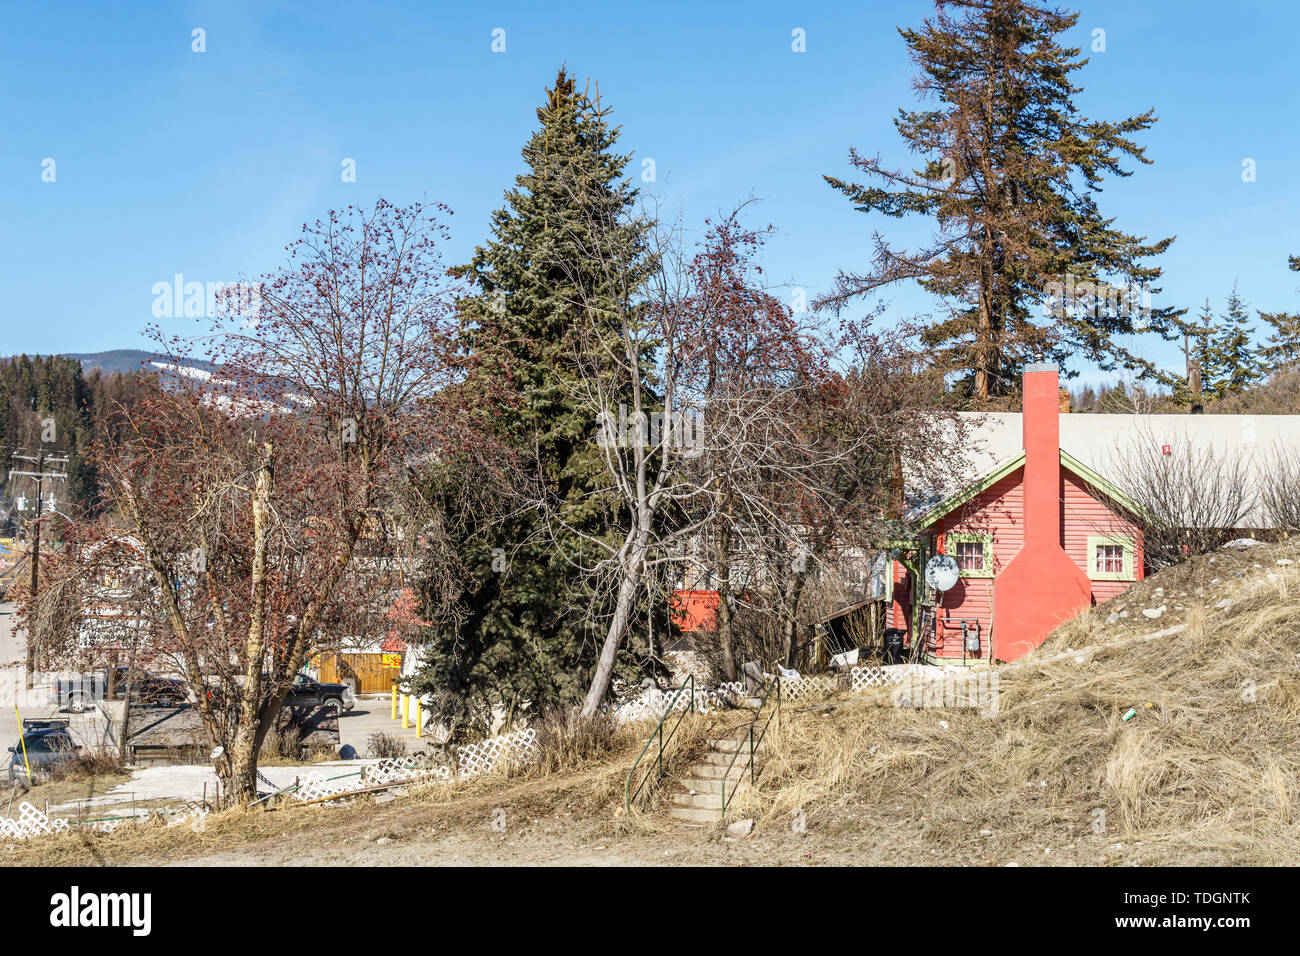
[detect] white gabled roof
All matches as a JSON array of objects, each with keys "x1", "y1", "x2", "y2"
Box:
[{"x1": 906, "y1": 412, "x2": 1300, "y2": 530}]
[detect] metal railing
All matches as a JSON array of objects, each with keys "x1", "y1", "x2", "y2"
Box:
[
  {"x1": 720, "y1": 672, "x2": 780, "y2": 819},
  {"x1": 625, "y1": 676, "x2": 694, "y2": 814}
]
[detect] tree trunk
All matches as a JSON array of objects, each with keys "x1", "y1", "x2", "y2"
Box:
[
  {"x1": 715, "y1": 525, "x2": 736, "y2": 681},
  {"x1": 780, "y1": 570, "x2": 805, "y2": 668},
  {"x1": 580, "y1": 534, "x2": 649, "y2": 717}
]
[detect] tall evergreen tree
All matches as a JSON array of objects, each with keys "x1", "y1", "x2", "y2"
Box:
[
  {"x1": 821, "y1": 0, "x2": 1180, "y2": 401},
  {"x1": 1173, "y1": 299, "x2": 1215, "y2": 407},
  {"x1": 1259, "y1": 255, "x2": 1300, "y2": 369},
  {"x1": 1203, "y1": 284, "x2": 1262, "y2": 398},
  {"x1": 1259, "y1": 310, "x2": 1300, "y2": 369},
  {"x1": 412, "y1": 70, "x2": 652, "y2": 738}
]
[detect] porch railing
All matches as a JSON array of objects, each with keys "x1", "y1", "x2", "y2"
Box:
[
  {"x1": 720, "y1": 672, "x2": 781, "y2": 819},
  {"x1": 624, "y1": 676, "x2": 694, "y2": 814}
]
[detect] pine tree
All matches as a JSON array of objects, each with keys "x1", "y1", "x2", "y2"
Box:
[
  {"x1": 1172, "y1": 299, "x2": 1215, "y2": 407},
  {"x1": 412, "y1": 70, "x2": 652, "y2": 738},
  {"x1": 1193, "y1": 284, "x2": 1263, "y2": 400},
  {"x1": 1259, "y1": 309, "x2": 1300, "y2": 369},
  {"x1": 1259, "y1": 255, "x2": 1300, "y2": 369},
  {"x1": 821, "y1": 0, "x2": 1181, "y2": 401}
]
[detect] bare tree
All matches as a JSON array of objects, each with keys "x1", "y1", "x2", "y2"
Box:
[
  {"x1": 39, "y1": 200, "x2": 471, "y2": 803},
  {"x1": 1258, "y1": 442, "x2": 1300, "y2": 534},
  {"x1": 1106, "y1": 429, "x2": 1255, "y2": 568}
]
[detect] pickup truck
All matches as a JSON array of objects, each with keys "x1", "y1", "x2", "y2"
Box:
[
  {"x1": 49, "y1": 668, "x2": 189, "y2": 713},
  {"x1": 285, "y1": 675, "x2": 354, "y2": 713}
]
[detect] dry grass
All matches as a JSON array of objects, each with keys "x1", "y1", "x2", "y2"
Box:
[
  {"x1": 364, "y1": 732, "x2": 406, "y2": 759},
  {"x1": 738, "y1": 537, "x2": 1300, "y2": 863},
  {"x1": 11, "y1": 540, "x2": 1299, "y2": 866}
]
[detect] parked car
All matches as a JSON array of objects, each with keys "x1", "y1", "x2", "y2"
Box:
[
  {"x1": 286, "y1": 675, "x2": 354, "y2": 713},
  {"x1": 7, "y1": 720, "x2": 82, "y2": 789},
  {"x1": 49, "y1": 667, "x2": 190, "y2": 712},
  {"x1": 48, "y1": 669, "x2": 121, "y2": 713},
  {"x1": 127, "y1": 676, "x2": 191, "y2": 708}
]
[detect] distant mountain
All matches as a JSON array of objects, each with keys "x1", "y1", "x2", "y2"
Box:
[
  {"x1": 63, "y1": 349, "x2": 217, "y2": 377},
  {"x1": 55, "y1": 349, "x2": 310, "y2": 414}
]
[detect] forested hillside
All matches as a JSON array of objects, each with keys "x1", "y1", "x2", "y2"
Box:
[{"x1": 0, "y1": 354, "x2": 152, "y2": 516}]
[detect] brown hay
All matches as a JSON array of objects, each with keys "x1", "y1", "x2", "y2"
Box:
[{"x1": 742, "y1": 536, "x2": 1300, "y2": 863}]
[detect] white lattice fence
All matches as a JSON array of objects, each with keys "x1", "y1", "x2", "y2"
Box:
[
  {"x1": 361, "y1": 755, "x2": 453, "y2": 787},
  {"x1": 615, "y1": 687, "x2": 701, "y2": 724},
  {"x1": 778, "y1": 674, "x2": 839, "y2": 702},
  {"x1": 0, "y1": 802, "x2": 74, "y2": 840},
  {"x1": 294, "y1": 727, "x2": 538, "y2": 803},
  {"x1": 457, "y1": 727, "x2": 537, "y2": 777},
  {"x1": 849, "y1": 664, "x2": 931, "y2": 693},
  {"x1": 850, "y1": 666, "x2": 902, "y2": 692}
]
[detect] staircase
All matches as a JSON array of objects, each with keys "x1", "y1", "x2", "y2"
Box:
[{"x1": 667, "y1": 734, "x2": 769, "y2": 825}]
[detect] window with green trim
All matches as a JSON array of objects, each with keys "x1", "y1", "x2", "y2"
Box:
[
  {"x1": 946, "y1": 532, "x2": 994, "y2": 578},
  {"x1": 1087, "y1": 535, "x2": 1136, "y2": 582}
]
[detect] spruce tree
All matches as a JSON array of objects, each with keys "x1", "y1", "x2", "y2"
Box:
[
  {"x1": 1259, "y1": 255, "x2": 1300, "y2": 369},
  {"x1": 412, "y1": 70, "x2": 651, "y2": 738},
  {"x1": 821, "y1": 0, "x2": 1181, "y2": 401},
  {"x1": 1173, "y1": 299, "x2": 1216, "y2": 407},
  {"x1": 1203, "y1": 284, "x2": 1262, "y2": 398},
  {"x1": 1259, "y1": 309, "x2": 1300, "y2": 369}
]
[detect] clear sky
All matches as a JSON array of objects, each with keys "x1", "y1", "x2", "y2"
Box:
[{"x1": 3, "y1": 0, "x2": 1297, "y2": 386}]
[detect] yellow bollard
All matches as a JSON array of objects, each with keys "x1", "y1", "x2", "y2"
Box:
[
  {"x1": 391, "y1": 685, "x2": 398, "y2": 721},
  {"x1": 415, "y1": 699, "x2": 422, "y2": 738},
  {"x1": 401, "y1": 693, "x2": 409, "y2": 729}
]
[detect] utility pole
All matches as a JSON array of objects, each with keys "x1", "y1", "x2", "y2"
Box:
[{"x1": 10, "y1": 447, "x2": 69, "y2": 688}]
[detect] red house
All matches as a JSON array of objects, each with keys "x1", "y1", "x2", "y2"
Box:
[{"x1": 890, "y1": 362, "x2": 1145, "y2": 663}]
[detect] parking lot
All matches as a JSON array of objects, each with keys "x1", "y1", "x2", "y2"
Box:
[
  {"x1": 3, "y1": 602, "x2": 430, "y2": 766},
  {"x1": 337, "y1": 695, "x2": 429, "y2": 756}
]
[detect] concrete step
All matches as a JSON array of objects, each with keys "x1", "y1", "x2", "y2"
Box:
[
  {"x1": 678, "y1": 776, "x2": 736, "y2": 795},
  {"x1": 707, "y1": 735, "x2": 768, "y2": 754},
  {"x1": 671, "y1": 790, "x2": 726, "y2": 810},
  {"x1": 667, "y1": 805, "x2": 722, "y2": 825},
  {"x1": 699, "y1": 749, "x2": 762, "y2": 768},
  {"x1": 687, "y1": 761, "x2": 751, "y2": 781}
]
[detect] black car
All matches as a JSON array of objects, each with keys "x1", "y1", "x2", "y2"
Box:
[
  {"x1": 7, "y1": 721, "x2": 81, "y2": 789},
  {"x1": 127, "y1": 675, "x2": 191, "y2": 708}
]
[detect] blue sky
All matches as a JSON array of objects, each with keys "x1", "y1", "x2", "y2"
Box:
[{"x1": 3, "y1": 0, "x2": 1297, "y2": 386}]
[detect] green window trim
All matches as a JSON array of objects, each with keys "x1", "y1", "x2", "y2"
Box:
[
  {"x1": 1087, "y1": 534, "x2": 1136, "y2": 582},
  {"x1": 946, "y1": 532, "x2": 994, "y2": 578}
]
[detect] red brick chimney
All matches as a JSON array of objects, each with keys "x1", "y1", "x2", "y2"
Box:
[{"x1": 991, "y1": 363, "x2": 1092, "y2": 661}]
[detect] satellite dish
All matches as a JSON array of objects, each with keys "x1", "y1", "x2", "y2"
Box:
[{"x1": 925, "y1": 554, "x2": 960, "y2": 593}]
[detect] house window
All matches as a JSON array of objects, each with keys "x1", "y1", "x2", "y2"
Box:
[
  {"x1": 955, "y1": 540, "x2": 985, "y2": 572},
  {"x1": 946, "y1": 533, "x2": 994, "y2": 578},
  {"x1": 1095, "y1": 544, "x2": 1124, "y2": 575},
  {"x1": 1087, "y1": 535, "x2": 1136, "y2": 582}
]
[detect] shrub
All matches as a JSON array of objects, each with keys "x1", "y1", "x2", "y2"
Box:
[{"x1": 365, "y1": 732, "x2": 406, "y2": 759}]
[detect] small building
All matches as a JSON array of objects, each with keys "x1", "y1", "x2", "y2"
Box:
[
  {"x1": 890, "y1": 361, "x2": 1300, "y2": 663},
  {"x1": 890, "y1": 362, "x2": 1146, "y2": 663}
]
